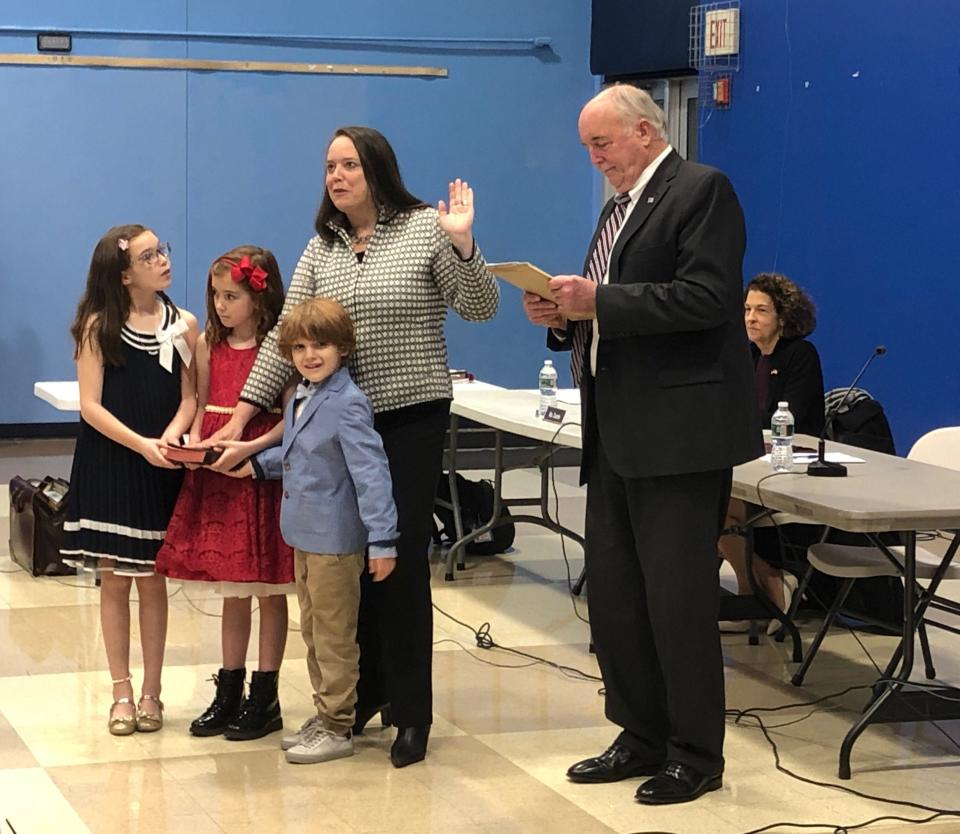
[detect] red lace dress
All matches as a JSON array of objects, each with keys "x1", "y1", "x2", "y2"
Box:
[{"x1": 156, "y1": 341, "x2": 294, "y2": 596}]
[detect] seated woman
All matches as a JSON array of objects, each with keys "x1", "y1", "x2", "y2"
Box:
[{"x1": 719, "y1": 272, "x2": 825, "y2": 620}]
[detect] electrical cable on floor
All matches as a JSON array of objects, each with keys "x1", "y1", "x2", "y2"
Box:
[
  {"x1": 175, "y1": 587, "x2": 301, "y2": 629},
  {"x1": 422, "y1": 419, "x2": 600, "y2": 683},
  {"x1": 428, "y1": 418, "x2": 599, "y2": 682},
  {"x1": 47, "y1": 578, "x2": 301, "y2": 631},
  {"x1": 720, "y1": 475, "x2": 960, "y2": 831},
  {"x1": 729, "y1": 697, "x2": 960, "y2": 833},
  {"x1": 756, "y1": 474, "x2": 960, "y2": 752},
  {"x1": 432, "y1": 638, "x2": 540, "y2": 670},
  {"x1": 178, "y1": 586, "x2": 230, "y2": 618},
  {"x1": 545, "y1": 419, "x2": 590, "y2": 626},
  {"x1": 732, "y1": 482, "x2": 960, "y2": 830},
  {"x1": 431, "y1": 601, "x2": 601, "y2": 683}
]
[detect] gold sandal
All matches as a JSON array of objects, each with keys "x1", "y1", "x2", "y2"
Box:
[
  {"x1": 108, "y1": 675, "x2": 136, "y2": 736},
  {"x1": 108, "y1": 698, "x2": 137, "y2": 735},
  {"x1": 136, "y1": 694, "x2": 164, "y2": 732}
]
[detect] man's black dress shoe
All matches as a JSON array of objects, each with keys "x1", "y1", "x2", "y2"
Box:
[
  {"x1": 566, "y1": 742, "x2": 663, "y2": 783},
  {"x1": 635, "y1": 760, "x2": 722, "y2": 805},
  {"x1": 390, "y1": 725, "x2": 430, "y2": 768}
]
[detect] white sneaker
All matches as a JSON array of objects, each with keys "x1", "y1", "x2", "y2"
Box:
[
  {"x1": 285, "y1": 727, "x2": 354, "y2": 764},
  {"x1": 280, "y1": 715, "x2": 323, "y2": 751}
]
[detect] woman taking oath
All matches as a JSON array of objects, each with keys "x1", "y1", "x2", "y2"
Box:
[{"x1": 209, "y1": 126, "x2": 499, "y2": 767}]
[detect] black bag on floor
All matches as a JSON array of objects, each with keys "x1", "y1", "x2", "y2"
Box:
[
  {"x1": 434, "y1": 472, "x2": 515, "y2": 556},
  {"x1": 8, "y1": 476, "x2": 73, "y2": 577}
]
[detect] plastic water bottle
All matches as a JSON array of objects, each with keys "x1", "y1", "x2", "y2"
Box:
[
  {"x1": 770, "y1": 401, "x2": 795, "y2": 472},
  {"x1": 538, "y1": 359, "x2": 558, "y2": 417}
]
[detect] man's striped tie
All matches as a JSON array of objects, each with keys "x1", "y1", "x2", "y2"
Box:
[{"x1": 569, "y1": 192, "x2": 632, "y2": 387}]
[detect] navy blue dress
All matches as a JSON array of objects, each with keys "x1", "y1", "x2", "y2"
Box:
[{"x1": 61, "y1": 300, "x2": 185, "y2": 575}]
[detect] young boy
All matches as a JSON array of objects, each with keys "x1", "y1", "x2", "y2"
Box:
[{"x1": 233, "y1": 297, "x2": 397, "y2": 763}]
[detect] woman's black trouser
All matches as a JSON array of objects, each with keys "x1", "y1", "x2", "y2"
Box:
[{"x1": 356, "y1": 398, "x2": 450, "y2": 727}]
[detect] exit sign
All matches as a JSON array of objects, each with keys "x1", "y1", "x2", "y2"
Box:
[{"x1": 704, "y1": 8, "x2": 739, "y2": 56}]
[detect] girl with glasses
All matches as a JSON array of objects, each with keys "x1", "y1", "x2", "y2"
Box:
[{"x1": 61, "y1": 225, "x2": 199, "y2": 735}]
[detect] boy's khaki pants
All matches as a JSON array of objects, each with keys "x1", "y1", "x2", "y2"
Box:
[{"x1": 293, "y1": 549, "x2": 364, "y2": 735}]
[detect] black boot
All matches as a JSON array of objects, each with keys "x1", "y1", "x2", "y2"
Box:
[
  {"x1": 353, "y1": 702, "x2": 393, "y2": 736},
  {"x1": 390, "y1": 725, "x2": 430, "y2": 768},
  {"x1": 223, "y1": 670, "x2": 283, "y2": 741},
  {"x1": 189, "y1": 668, "x2": 245, "y2": 737}
]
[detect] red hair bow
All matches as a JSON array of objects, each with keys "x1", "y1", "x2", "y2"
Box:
[{"x1": 229, "y1": 255, "x2": 268, "y2": 293}]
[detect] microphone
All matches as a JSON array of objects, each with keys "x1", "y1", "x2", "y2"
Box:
[{"x1": 807, "y1": 345, "x2": 887, "y2": 478}]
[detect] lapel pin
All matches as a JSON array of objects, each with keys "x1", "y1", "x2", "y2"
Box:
[{"x1": 647, "y1": 196, "x2": 655, "y2": 204}]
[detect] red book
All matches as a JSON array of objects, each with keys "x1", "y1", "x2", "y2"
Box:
[{"x1": 163, "y1": 445, "x2": 222, "y2": 465}]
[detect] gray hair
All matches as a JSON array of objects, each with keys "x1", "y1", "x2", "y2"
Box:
[{"x1": 593, "y1": 84, "x2": 669, "y2": 142}]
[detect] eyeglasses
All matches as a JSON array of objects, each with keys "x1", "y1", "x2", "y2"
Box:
[{"x1": 135, "y1": 242, "x2": 172, "y2": 267}]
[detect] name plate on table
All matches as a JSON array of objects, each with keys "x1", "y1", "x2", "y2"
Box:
[{"x1": 543, "y1": 405, "x2": 566, "y2": 424}]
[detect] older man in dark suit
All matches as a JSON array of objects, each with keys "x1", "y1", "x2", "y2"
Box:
[{"x1": 523, "y1": 85, "x2": 762, "y2": 805}]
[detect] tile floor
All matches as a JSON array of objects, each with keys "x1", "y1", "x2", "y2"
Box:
[{"x1": 1, "y1": 441, "x2": 959, "y2": 833}]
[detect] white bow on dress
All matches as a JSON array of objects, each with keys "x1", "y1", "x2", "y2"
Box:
[{"x1": 155, "y1": 318, "x2": 192, "y2": 373}]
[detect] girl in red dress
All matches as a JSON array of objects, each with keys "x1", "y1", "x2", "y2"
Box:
[{"x1": 156, "y1": 246, "x2": 294, "y2": 740}]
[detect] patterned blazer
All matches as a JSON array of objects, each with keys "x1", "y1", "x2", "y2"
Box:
[{"x1": 241, "y1": 208, "x2": 499, "y2": 413}]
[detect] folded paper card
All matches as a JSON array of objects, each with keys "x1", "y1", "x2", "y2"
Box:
[{"x1": 485, "y1": 262, "x2": 554, "y2": 301}]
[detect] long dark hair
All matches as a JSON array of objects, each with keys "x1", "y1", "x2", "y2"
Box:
[
  {"x1": 70, "y1": 224, "x2": 171, "y2": 366},
  {"x1": 205, "y1": 245, "x2": 285, "y2": 347},
  {"x1": 314, "y1": 126, "x2": 427, "y2": 244}
]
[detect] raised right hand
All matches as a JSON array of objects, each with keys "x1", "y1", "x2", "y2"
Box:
[{"x1": 522, "y1": 291, "x2": 566, "y2": 329}]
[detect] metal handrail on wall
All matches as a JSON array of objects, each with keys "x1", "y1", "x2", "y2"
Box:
[{"x1": 0, "y1": 25, "x2": 552, "y2": 49}]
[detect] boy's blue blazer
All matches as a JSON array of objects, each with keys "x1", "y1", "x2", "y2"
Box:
[{"x1": 254, "y1": 366, "x2": 398, "y2": 556}]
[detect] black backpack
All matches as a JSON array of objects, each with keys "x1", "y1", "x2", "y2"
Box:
[{"x1": 433, "y1": 472, "x2": 515, "y2": 556}]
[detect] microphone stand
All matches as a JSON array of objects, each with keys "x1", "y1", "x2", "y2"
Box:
[{"x1": 807, "y1": 346, "x2": 886, "y2": 478}]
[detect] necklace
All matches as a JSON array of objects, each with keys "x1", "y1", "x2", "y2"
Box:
[{"x1": 350, "y1": 230, "x2": 374, "y2": 245}]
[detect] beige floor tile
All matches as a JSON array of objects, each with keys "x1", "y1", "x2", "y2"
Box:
[
  {"x1": 0, "y1": 708, "x2": 37, "y2": 769},
  {"x1": 432, "y1": 641, "x2": 604, "y2": 735},
  {"x1": 0, "y1": 601, "x2": 104, "y2": 676},
  {"x1": 48, "y1": 759, "x2": 227, "y2": 832},
  {"x1": 0, "y1": 557, "x2": 97, "y2": 611},
  {"x1": 0, "y1": 767, "x2": 91, "y2": 833},
  {"x1": 868, "y1": 822, "x2": 960, "y2": 833},
  {"x1": 0, "y1": 666, "x2": 313, "y2": 768},
  {"x1": 212, "y1": 810, "x2": 353, "y2": 834},
  {"x1": 476, "y1": 727, "x2": 734, "y2": 834},
  {"x1": 432, "y1": 546, "x2": 586, "y2": 588},
  {"x1": 4, "y1": 443, "x2": 960, "y2": 833},
  {"x1": 432, "y1": 580, "x2": 593, "y2": 649},
  {"x1": 161, "y1": 746, "x2": 463, "y2": 832}
]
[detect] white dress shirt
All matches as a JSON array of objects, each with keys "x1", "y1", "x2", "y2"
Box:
[{"x1": 590, "y1": 145, "x2": 673, "y2": 377}]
